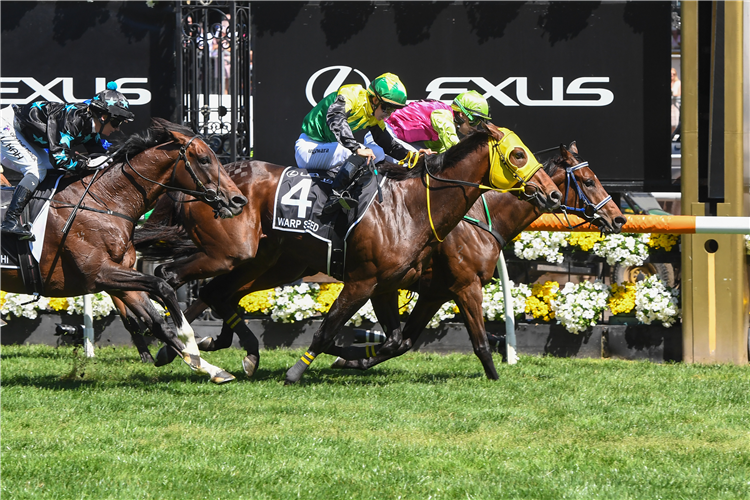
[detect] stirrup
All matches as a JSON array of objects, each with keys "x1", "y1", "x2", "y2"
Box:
[{"x1": 1, "y1": 220, "x2": 34, "y2": 240}]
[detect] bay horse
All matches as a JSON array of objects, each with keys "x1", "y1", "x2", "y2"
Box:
[
  {"x1": 328, "y1": 142, "x2": 627, "y2": 379},
  {"x1": 1, "y1": 118, "x2": 247, "y2": 383},
  {"x1": 133, "y1": 125, "x2": 563, "y2": 382}
]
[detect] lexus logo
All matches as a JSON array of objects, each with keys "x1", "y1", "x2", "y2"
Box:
[
  {"x1": 305, "y1": 66, "x2": 615, "y2": 108},
  {"x1": 305, "y1": 66, "x2": 369, "y2": 106}
]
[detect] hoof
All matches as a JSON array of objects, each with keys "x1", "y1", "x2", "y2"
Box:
[
  {"x1": 210, "y1": 370, "x2": 236, "y2": 384},
  {"x1": 195, "y1": 336, "x2": 215, "y2": 350},
  {"x1": 378, "y1": 338, "x2": 401, "y2": 356},
  {"x1": 139, "y1": 352, "x2": 155, "y2": 364},
  {"x1": 242, "y1": 354, "x2": 259, "y2": 378},
  {"x1": 154, "y1": 345, "x2": 178, "y2": 367},
  {"x1": 330, "y1": 357, "x2": 347, "y2": 369}
]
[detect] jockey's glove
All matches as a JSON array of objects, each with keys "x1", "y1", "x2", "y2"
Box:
[{"x1": 87, "y1": 155, "x2": 113, "y2": 169}]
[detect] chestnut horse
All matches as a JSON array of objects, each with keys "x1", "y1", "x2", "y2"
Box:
[
  {"x1": 1, "y1": 118, "x2": 247, "y2": 383},
  {"x1": 328, "y1": 142, "x2": 627, "y2": 379},
  {"x1": 134, "y1": 126, "x2": 563, "y2": 382}
]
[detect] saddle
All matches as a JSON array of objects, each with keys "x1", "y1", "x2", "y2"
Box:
[{"x1": 272, "y1": 164, "x2": 384, "y2": 280}]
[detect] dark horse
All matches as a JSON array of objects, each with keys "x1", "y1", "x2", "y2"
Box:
[
  {"x1": 1, "y1": 118, "x2": 247, "y2": 383},
  {"x1": 134, "y1": 125, "x2": 563, "y2": 382},
  {"x1": 328, "y1": 142, "x2": 627, "y2": 379},
  {"x1": 143, "y1": 141, "x2": 623, "y2": 380}
]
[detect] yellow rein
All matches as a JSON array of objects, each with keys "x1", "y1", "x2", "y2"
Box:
[{"x1": 399, "y1": 135, "x2": 542, "y2": 243}]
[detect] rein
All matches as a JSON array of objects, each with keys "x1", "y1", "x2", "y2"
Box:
[
  {"x1": 402, "y1": 141, "x2": 542, "y2": 242},
  {"x1": 124, "y1": 135, "x2": 221, "y2": 203}
]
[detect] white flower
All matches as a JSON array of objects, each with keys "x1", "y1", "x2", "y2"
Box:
[
  {"x1": 634, "y1": 275, "x2": 680, "y2": 327},
  {"x1": 65, "y1": 292, "x2": 116, "y2": 320},
  {"x1": 744, "y1": 234, "x2": 750, "y2": 255},
  {"x1": 482, "y1": 280, "x2": 531, "y2": 321},
  {"x1": 425, "y1": 301, "x2": 458, "y2": 329},
  {"x1": 346, "y1": 300, "x2": 378, "y2": 327},
  {"x1": 550, "y1": 280, "x2": 609, "y2": 334},
  {"x1": 514, "y1": 231, "x2": 568, "y2": 263},
  {"x1": 1, "y1": 294, "x2": 49, "y2": 320},
  {"x1": 593, "y1": 233, "x2": 651, "y2": 266},
  {"x1": 270, "y1": 283, "x2": 321, "y2": 323}
]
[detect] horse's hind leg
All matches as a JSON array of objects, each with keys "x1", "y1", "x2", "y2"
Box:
[
  {"x1": 331, "y1": 294, "x2": 442, "y2": 371},
  {"x1": 111, "y1": 295, "x2": 154, "y2": 363}
]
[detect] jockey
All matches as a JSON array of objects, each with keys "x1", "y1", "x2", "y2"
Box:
[
  {"x1": 0, "y1": 81, "x2": 134, "y2": 239},
  {"x1": 295, "y1": 73, "x2": 411, "y2": 213},
  {"x1": 364, "y1": 90, "x2": 492, "y2": 161}
]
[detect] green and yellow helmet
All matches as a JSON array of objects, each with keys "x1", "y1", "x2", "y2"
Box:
[
  {"x1": 451, "y1": 90, "x2": 491, "y2": 123},
  {"x1": 368, "y1": 73, "x2": 407, "y2": 109}
]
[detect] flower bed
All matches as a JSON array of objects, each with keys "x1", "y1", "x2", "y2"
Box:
[{"x1": 0, "y1": 231, "x2": 685, "y2": 336}]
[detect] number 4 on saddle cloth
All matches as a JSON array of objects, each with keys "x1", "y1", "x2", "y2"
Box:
[
  {"x1": 272, "y1": 165, "x2": 385, "y2": 280},
  {"x1": 1, "y1": 173, "x2": 64, "y2": 294}
]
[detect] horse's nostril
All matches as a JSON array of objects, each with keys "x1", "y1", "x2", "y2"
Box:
[
  {"x1": 614, "y1": 215, "x2": 627, "y2": 227},
  {"x1": 550, "y1": 190, "x2": 562, "y2": 202},
  {"x1": 233, "y1": 195, "x2": 248, "y2": 207}
]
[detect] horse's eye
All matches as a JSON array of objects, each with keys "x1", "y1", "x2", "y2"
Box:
[
  {"x1": 199, "y1": 155, "x2": 211, "y2": 164},
  {"x1": 583, "y1": 179, "x2": 595, "y2": 187}
]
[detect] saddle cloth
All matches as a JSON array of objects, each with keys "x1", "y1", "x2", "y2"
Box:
[{"x1": 272, "y1": 166, "x2": 386, "y2": 280}]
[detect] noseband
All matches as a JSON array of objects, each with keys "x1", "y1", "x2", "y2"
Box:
[
  {"x1": 559, "y1": 161, "x2": 611, "y2": 227},
  {"x1": 124, "y1": 135, "x2": 221, "y2": 203}
]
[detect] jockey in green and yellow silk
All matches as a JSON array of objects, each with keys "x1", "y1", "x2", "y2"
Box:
[{"x1": 295, "y1": 72, "x2": 409, "y2": 213}]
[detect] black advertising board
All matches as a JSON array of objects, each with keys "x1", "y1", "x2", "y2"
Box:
[
  {"x1": 0, "y1": 1, "x2": 177, "y2": 136},
  {"x1": 1, "y1": 2, "x2": 673, "y2": 191},
  {"x1": 252, "y1": 2, "x2": 672, "y2": 191}
]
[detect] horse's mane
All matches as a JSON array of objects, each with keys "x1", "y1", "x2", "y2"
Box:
[
  {"x1": 110, "y1": 117, "x2": 197, "y2": 162},
  {"x1": 378, "y1": 131, "x2": 492, "y2": 180},
  {"x1": 539, "y1": 147, "x2": 584, "y2": 177}
]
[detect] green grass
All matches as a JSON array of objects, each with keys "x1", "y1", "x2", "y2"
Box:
[{"x1": 1, "y1": 345, "x2": 749, "y2": 500}]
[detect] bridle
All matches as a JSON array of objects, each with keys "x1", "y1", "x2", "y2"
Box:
[
  {"x1": 124, "y1": 135, "x2": 221, "y2": 203},
  {"x1": 400, "y1": 137, "x2": 546, "y2": 242}
]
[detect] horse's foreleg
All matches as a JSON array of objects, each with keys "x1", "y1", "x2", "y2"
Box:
[
  {"x1": 369, "y1": 291, "x2": 403, "y2": 355},
  {"x1": 111, "y1": 295, "x2": 155, "y2": 363},
  {"x1": 285, "y1": 281, "x2": 374, "y2": 385},
  {"x1": 96, "y1": 264, "x2": 234, "y2": 384},
  {"x1": 453, "y1": 284, "x2": 498, "y2": 380}
]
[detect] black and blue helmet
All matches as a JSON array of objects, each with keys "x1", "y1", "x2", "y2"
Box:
[{"x1": 89, "y1": 81, "x2": 134, "y2": 122}]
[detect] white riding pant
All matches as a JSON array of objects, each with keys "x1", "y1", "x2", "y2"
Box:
[
  {"x1": 295, "y1": 132, "x2": 385, "y2": 171},
  {"x1": 0, "y1": 106, "x2": 53, "y2": 182}
]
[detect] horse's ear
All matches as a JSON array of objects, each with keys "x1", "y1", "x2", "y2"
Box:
[
  {"x1": 568, "y1": 141, "x2": 578, "y2": 154},
  {"x1": 560, "y1": 143, "x2": 575, "y2": 162},
  {"x1": 485, "y1": 122, "x2": 504, "y2": 141}
]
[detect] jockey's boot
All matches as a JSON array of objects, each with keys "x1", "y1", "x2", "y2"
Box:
[
  {"x1": 323, "y1": 155, "x2": 368, "y2": 214},
  {"x1": 1, "y1": 184, "x2": 35, "y2": 240}
]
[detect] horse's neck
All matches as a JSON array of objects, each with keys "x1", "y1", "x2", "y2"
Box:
[
  {"x1": 114, "y1": 152, "x2": 179, "y2": 215},
  {"x1": 482, "y1": 191, "x2": 540, "y2": 243},
  {"x1": 420, "y1": 150, "x2": 490, "y2": 235}
]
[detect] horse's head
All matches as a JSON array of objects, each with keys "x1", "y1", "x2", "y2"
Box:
[
  {"x1": 554, "y1": 142, "x2": 626, "y2": 234},
  {"x1": 485, "y1": 123, "x2": 562, "y2": 212},
  {"x1": 162, "y1": 120, "x2": 247, "y2": 219}
]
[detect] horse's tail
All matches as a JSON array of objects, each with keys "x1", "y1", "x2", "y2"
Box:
[
  {"x1": 133, "y1": 225, "x2": 198, "y2": 260},
  {"x1": 134, "y1": 193, "x2": 198, "y2": 260}
]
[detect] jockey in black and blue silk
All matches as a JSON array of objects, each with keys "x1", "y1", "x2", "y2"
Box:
[{"x1": 0, "y1": 81, "x2": 134, "y2": 239}]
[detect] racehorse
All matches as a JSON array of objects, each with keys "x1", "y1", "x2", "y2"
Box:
[
  {"x1": 1, "y1": 118, "x2": 247, "y2": 383},
  {"x1": 132, "y1": 125, "x2": 563, "y2": 382},
  {"x1": 328, "y1": 142, "x2": 627, "y2": 379}
]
